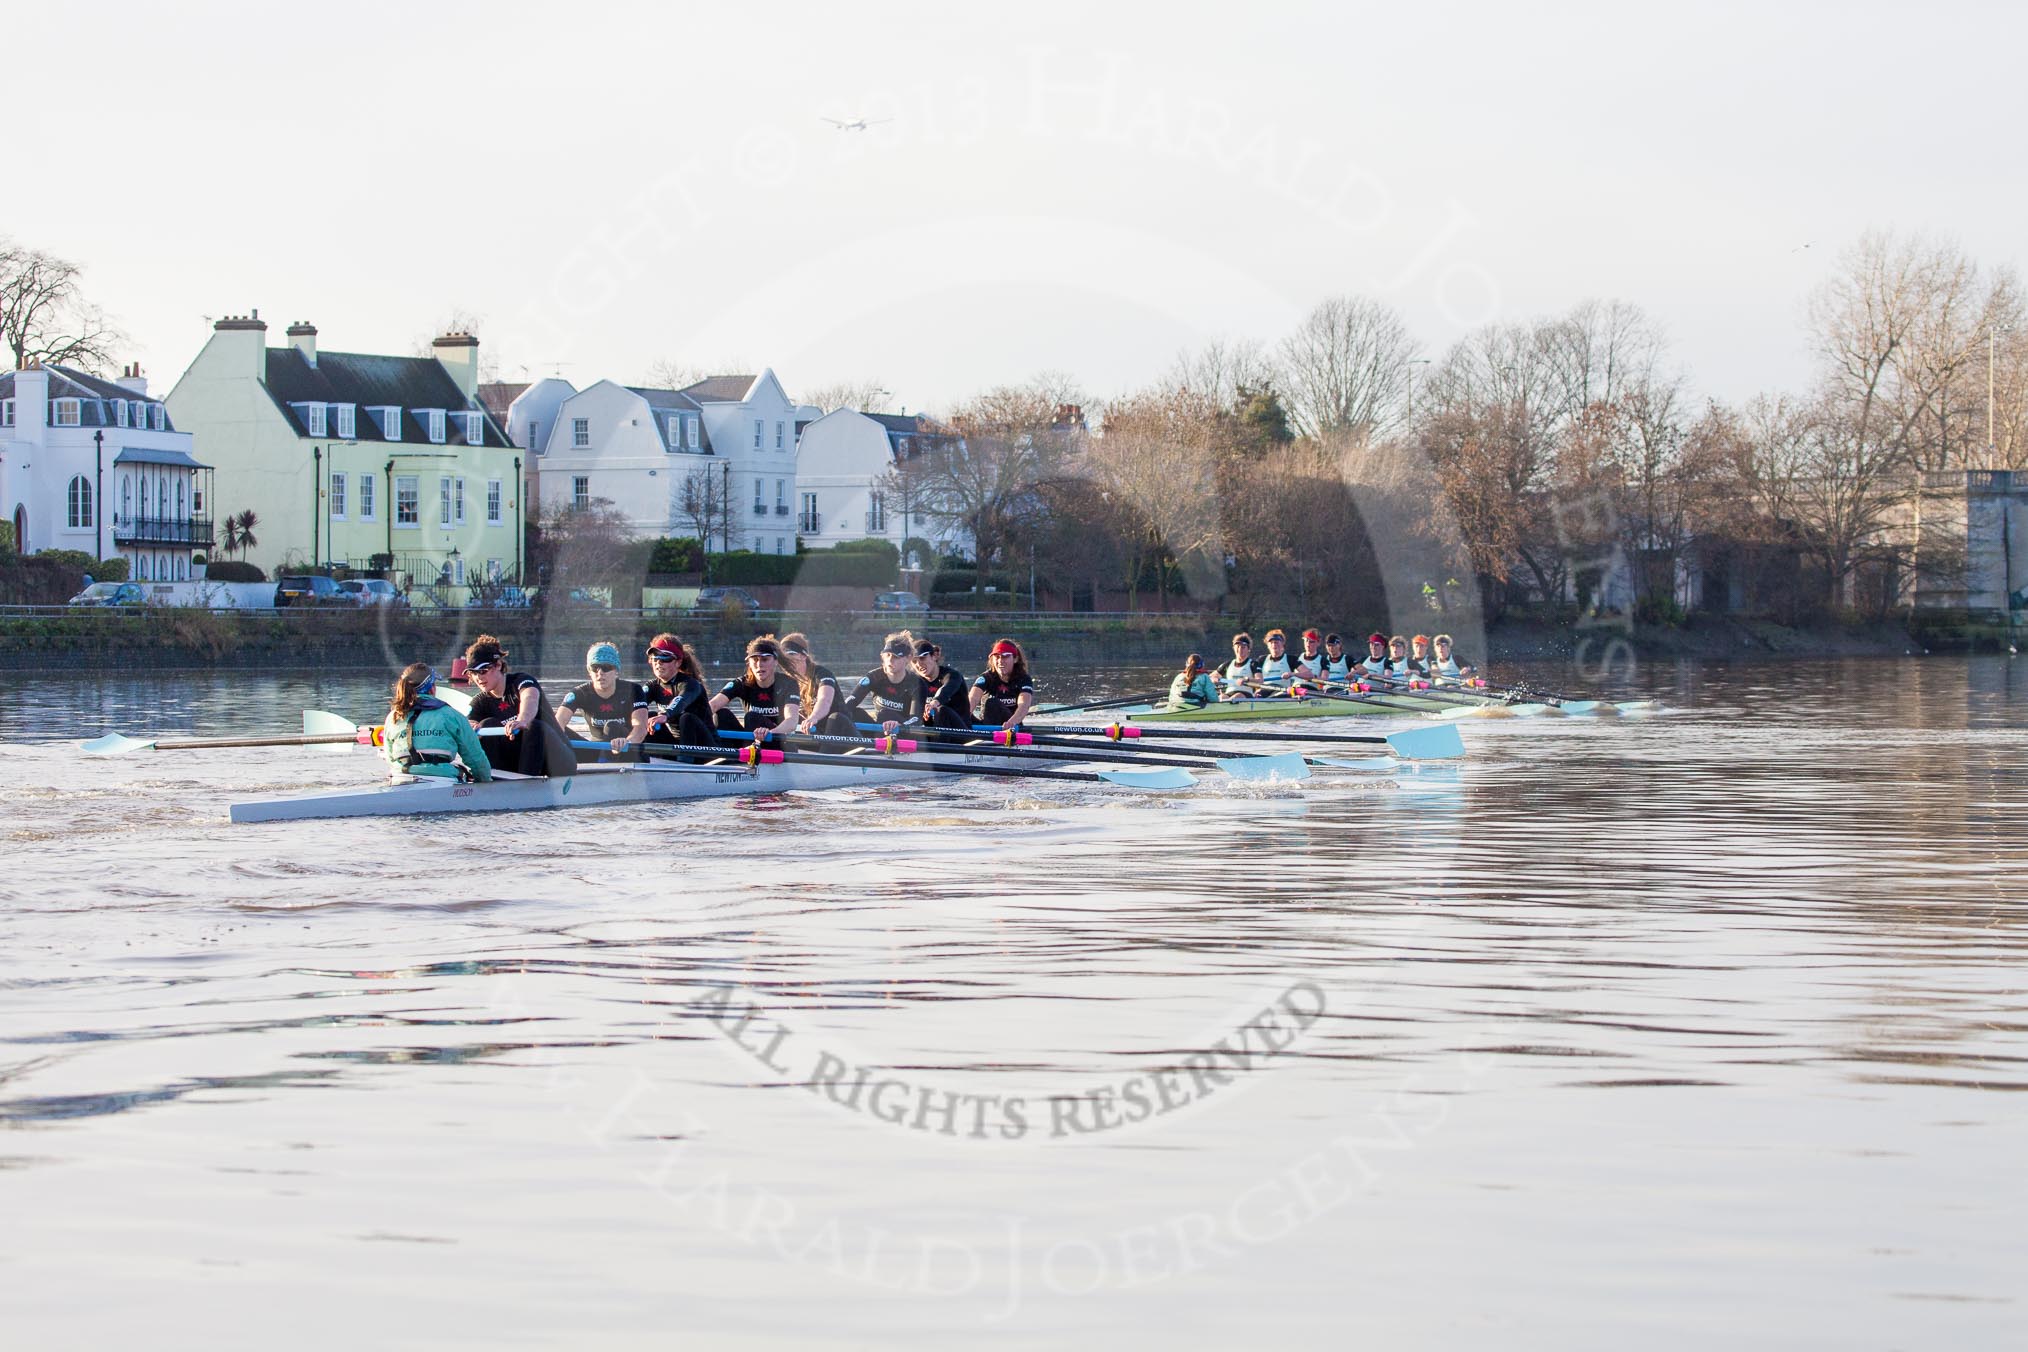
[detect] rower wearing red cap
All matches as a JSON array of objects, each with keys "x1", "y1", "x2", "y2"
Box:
[
  {"x1": 1293, "y1": 628, "x2": 1327, "y2": 680},
  {"x1": 1360, "y1": 633, "x2": 1392, "y2": 676},
  {"x1": 641, "y1": 633, "x2": 714, "y2": 746},
  {"x1": 971, "y1": 638, "x2": 1036, "y2": 730}
]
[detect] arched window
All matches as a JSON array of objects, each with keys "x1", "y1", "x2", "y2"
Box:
[
  {"x1": 158, "y1": 480, "x2": 169, "y2": 519},
  {"x1": 120, "y1": 476, "x2": 131, "y2": 523},
  {"x1": 175, "y1": 480, "x2": 185, "y2": 519},
  {"x1": 137, "y1": 554, "x2": 150, "y2": 580},
  {"x1": 67, "y1": 476, "x2": 93, "y2": 529}
]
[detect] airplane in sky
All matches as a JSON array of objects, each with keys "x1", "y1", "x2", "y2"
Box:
[{"x1": 820, "y1": 116, "x2": 891, "y2": 132}]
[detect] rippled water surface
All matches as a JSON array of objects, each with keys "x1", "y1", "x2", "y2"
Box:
[{"x1": 2, "y1": 656, "x2": 2024, "y2": 1348}]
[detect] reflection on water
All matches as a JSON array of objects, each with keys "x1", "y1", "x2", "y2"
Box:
[{"x1": 0, "y1": 656, "x2": 2023, "y2": 1346}]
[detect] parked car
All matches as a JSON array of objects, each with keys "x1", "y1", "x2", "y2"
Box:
[
  {"x1": 691, "y1": 586, "x2": 762, "y2": 616},
  {"x1": 68, "y1": 581, "x2": 147, "y2": 607},
  {"x1": 274, "y1": 575, "x2": 347, "y2": 607},
  {"x1": 339, "y1": 578, "x2": 409, "y2": 608},
  {"x1": 872, "y1": 590, "x2": 930, "y2": 614}
]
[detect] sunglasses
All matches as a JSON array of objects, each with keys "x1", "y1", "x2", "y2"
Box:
[
  {"x1": 647, "y1": 649, "x2": 680, "y2": 662},
  {"x1": 589, "y1": 663, "x2": 617, "y2": 674}
]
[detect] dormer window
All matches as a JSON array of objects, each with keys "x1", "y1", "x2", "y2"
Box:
[
  {"x1": 686, "y1": 417, "x2": 698, "y2": 448},
  {"x1": 0, "y1": 399, "x2": 13, "y2": 427},
  {"x1": 425, "y1": 410, "x2": 446, "y2": 444},
  {"x1": 380, "y1": 407, "x2": 403, "y2": 441},
  {"x1": 336, "y1": 404, "x2": 355, "y2": 438},
  {"x1": 667, "y1": 415, "x2": 680, "y2": 447},
  {"x1": 463, "y1": 412, "x2": 484, "y2": 443},
  {"x1": 152, "y1": 405, "x2": 166, "y2": 431},
  {"x1": 114, "y1": 399, "x2": 129, "y2": 428},
  {"x1": 53, "y1": 399, "x2": 80, "y2": 427},
  {"x1": 307, "y1": 404, "x2": 327, "y2": 436}
]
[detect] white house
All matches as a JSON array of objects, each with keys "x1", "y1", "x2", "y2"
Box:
[
  {"x1": 794, "y1": 409, "x2": 962, "y2": 566},
  {"x1": 530, "y1": 370, "x2": 817, "y2": 552},
  {"x1": 0, "y1": 362, "x2": 212, "y2": 581}
]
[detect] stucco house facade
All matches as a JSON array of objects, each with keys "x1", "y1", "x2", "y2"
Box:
[
  {"x1": 529, "y1": 370, "x2": 817, "y2": 551},
  {"x1": 0, "y1": 362, "x2": 211, "y2": 581},
  {"x1": 167, "y1": 314, "x2": 522, "y2": 588},
  {"x1": 794, "y1": 409, "x2": 964, "y2": 565}
]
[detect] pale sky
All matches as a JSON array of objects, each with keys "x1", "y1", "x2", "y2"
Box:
[{"x1": 15, "y1": 0, "x2": 2025, "y2": 414}]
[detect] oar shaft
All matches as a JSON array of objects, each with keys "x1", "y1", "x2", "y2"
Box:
[
  {"x1": 151, "y1": 732, "x2": 363, "y2": 751},
  {"x1": 572, "y1": 737, "x2": 1113, "y2": 783},
  {"x1": 827, "y1": 726, "x2": 1221, "y2": 768},
  {"x1": 1020, "y1": 721, "x2": 1395, "y2": 746}
]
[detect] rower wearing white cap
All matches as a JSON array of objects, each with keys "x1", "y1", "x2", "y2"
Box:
[{"x1": 556, "y1": 640, "x2": 651, "y2": 757}]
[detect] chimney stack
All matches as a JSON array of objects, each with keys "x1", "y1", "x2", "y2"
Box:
[
  {"x1": 211, "y1": 311, "x2": 270, "y2": 381},
  {"x1": 432, "y1": 330, "x2": 481, "y2": 402},
  {"x1": 287, "y1": 321, "x2": 318, "y2": 368},
  {"x1": 116, "y1": 362, "x2": 149, "y2": 396}
]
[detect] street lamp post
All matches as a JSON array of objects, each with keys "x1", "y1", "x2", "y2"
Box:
[
  {"x1": 1405, "y1": 358, "x2": 1432, "y2": 427},
  {"x1": 1989, "y1": 324, "x2": 2015, "y2": 471}
]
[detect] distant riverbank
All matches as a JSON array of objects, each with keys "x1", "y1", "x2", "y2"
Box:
[{"x1": 0, "y1": 604, "x2": 1955, "y2": 672}]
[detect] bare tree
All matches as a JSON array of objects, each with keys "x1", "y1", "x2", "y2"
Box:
[
  {"x1": 1080, "y1": 387, "x2": 1229, "y2": 609},
  {"x1": 1275, "y1": 296, "x2": 1418, "y2": 443},
  {"x1": 411, "y1": 307, "x2": 502, "y2": 383},
  {"x1": 1162, "y1": 338, "x2": 1277, "y2": 412},
  {"x1": 642, "y1": 358, "x2": 751, "y2": 391},
  {"x1": 675, "y1": 465, "x2": 730, "y2": 554},
  {"x1": 925, "y1": 377, "x2": 1088, "y2": 569},
  {"x1": 0, "y1": 242, "x2": 123, "y2": 372},
  {"x1": 799, "y1": 378, "x2": 892, "y2": 413}
]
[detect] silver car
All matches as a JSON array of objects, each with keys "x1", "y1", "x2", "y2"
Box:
[{"x1": 339, "y1": 578, "x2": 408, "y2": 608}]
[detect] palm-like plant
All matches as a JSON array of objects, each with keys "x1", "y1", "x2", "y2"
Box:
[
  {"x1": 219, "y1": 515, "x2": 242, "y2": 558},
  {"x1": 233, "y1": 510, "x2": 259, "y2": 560}
]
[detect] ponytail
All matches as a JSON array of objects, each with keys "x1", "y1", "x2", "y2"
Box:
[{"x1": 388, "y1": 662, "x2": 434, "y2": 726}]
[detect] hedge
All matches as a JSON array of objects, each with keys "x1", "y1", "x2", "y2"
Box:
[
  {"x1": 205, "y1": 560, "x2": 267, "y2": 582},
  {"x1": 929, "y1": 569, "x2": 1016, "y2": 595},
  {"x1": 93, "y1": 557, "x2": 131, "y2": 582},
  {"x1": 710, "y1": 549, "x2": 898, "y2": 587},
  {"x1": 648, "y1": 537, "x2": 705, "y2": 574}
]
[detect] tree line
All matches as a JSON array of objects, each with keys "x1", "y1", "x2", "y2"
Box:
[{"x1": 868, "y1": 230, "x2": 2025, "y2": 625}]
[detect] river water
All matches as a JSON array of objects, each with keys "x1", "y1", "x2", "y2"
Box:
[{"x1": 1, "y1": 656, "x2": 2023, "y2": 1349}]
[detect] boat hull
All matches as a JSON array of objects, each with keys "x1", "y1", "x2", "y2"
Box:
[
  {"x1": 1116, "y1": 696, "x2": 1411, "y2": 722},
  {"x1": 230, "y1": 757, "x2": 946, "y2": 824}
]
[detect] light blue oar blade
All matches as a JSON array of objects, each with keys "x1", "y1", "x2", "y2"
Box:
[
  {"x1": 304, "y1": 710, "x2": 358, "y2": 736},
  {"x1": 1557, "y1": 700, "x2": 1602, "y2": 716},
  {"x1": 80, "y1": 732, "x2": 155, "y2": 756},
  {"x1": 1430, "y1": 703, "x2": 1484, "y2": 721},
  {"x1": 1505, "y1": 702, "x2": 1555, "y2": 718},
  {"x1": 1214, "y1": 751, "x2": 1310, "y2": 783},
  {"x1": 1096, "y1": 766, "x2": 1197, "y2": 790},
  {"x1": 1386, "y1": 722, "x2": 1466, "y2": 761},
  {"x1": 1311, "y1": 755, "x2": 1399, "y2": 772},
  {"x1": 437, "y1": 685, "x2": 474, "y2": 716}
]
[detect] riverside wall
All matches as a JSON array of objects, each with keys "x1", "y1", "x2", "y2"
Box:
[{"x1": 0, "y1": 604, "x2": 1946, "y2": 674}]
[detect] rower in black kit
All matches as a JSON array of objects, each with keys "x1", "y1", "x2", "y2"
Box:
[
  {"x1": 706, "y1": 635, "x2": 804, "y2": 741},
  {"x1": 557, "y1": 641, "x2": 648, "y2": 762},
  {"x1": 462, "y1": 634, "x2": 574, "y2": 777},
  {"x1": 640, "y1": 634, "x2": 714, "y2": 747},
  {"x1": 845, "y1": 634, "x2": 929, "y2": 732},
  {"x1": 911, "y1": 640, "x2": 972, "y2": 730}
]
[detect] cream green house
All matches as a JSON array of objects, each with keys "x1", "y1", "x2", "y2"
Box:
[{"x1": 166, "y1": 313, "x2": 523, "y2": 591}]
